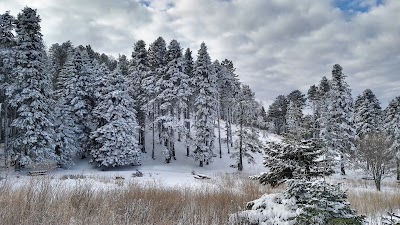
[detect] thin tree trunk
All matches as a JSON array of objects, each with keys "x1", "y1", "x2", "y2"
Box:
[
  {"x1": 238, "y1": 106, "x2": 243, "y2": 171},
  {"x1": 226, "y1": 110, "x2": 230, "y2": 154},
  {"x1": 340, "y1": 153, "x2": 346, "y2": 175},
  {"x1": 151, "y1": 103, "x2": 156, "y2": 160},
  {"x1": 229, "y1": 108, "x2": 233, "y2": 148},
  {"x1": 186, "y1": 105, "x2": 190, "y2": 157},
  {"x1": 397, "y1": 157, "x2": 400, "y2": 181},
  {"x1": 217, "y1": 95, "x2": 222, "y2": 158}
]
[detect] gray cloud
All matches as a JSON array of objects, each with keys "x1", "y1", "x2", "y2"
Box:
[{"x1": 2, "y1": 0, "x2": 399, "y2": 108}]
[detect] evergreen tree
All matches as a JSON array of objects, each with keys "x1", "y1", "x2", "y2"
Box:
[
  {"x1": 325, "y1": 64, "x2": 355, "y2": 175},
  {"x1": 48, "y1": 41, "x2": 73, "y2": 90},
  {"x1": 267, "y1": 95, "x2": 288, "y2": 135},
  {"x1": 155, "y1": 39, "x2": 190, "y2": 162},
  {"x1": 117, "y1": 54, "x2": 129, "y2": 77},
  {"x1": 144, "y1": 37, "x2": 167, "y2": 159},
  {"x1": 129, "y1": 40, "x2": 149, "y2": 153},
  {"x1": 53, "y1": 96, "x2": 78, "y2": 167},
  {"x1": 90, "y1": 66, "x2": 141, "y2": 167},
  {"x1": 232, "y1": 85, "x2": 263, "y2": 171},
  {"x1": 58, "y1": 47, "x2": 94, "y2": 157},
  {"x1": 7, "y1": 7, "x2": 56, "y2": 167},
  {"x1": 192, "y1": 42, "x2": 218, "y2": 167},
  {"x1": 0, "y1": 11, "x2": 15, "y2": 164},
  {"x1": 231, "y1": 138, "x2": 363, "y2": 225},
  {"x1": 183, "y1": 48, "x2": 194, "y2": 157},
  {"x1": 286, "y1": 100, "x2": 304, "y2": 140},
  {"x1": 220, "y1": 59, "x2": 240, "y2": 152},
  {"x1": 354, "y1": 89, "x2": 382, "y2": 138},
  {"x1": 384, "y1": 97, "x2": 400, "y2": 180},
  {"x1": 287, "y1": 89, "x2": 306, "y2": 108}
]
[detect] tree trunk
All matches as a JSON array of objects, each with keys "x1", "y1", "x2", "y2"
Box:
[
  {"x1": 397, "y1": 158, "x2": 400, "y2": 181},
  {"x1": 375, "y1": 176, "x2": 381, "y2": 191},
  {"x1": 199, "y1": 160, "x2": 203, "y2": 167},
  {"x1": 151, "y1": 103, "x2": 156, "y2": 160},
  {"x1": 186, "y1": 103, "x2": 191, "y2": 157},
  {"x1": 238, "y1": 106, "x2": 243, "y2": 171},
  {"x1": 226, "y1": 110, "x2": 230, "y2": 154},
  {"x1": 217, "y1": 96, "x2": 222, "y2": 158},
  {"x1": 340, "y1": 153, "x2": 346, "y2": 175}
]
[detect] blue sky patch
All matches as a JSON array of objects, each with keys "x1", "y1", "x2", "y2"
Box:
[{"x1": 334, "y1": 0, "x2": 383, "y2": 13}]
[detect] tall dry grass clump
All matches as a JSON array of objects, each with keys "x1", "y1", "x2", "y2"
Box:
[{"x1": 0, "y1": 173, "x2": 270, "y2": 225}]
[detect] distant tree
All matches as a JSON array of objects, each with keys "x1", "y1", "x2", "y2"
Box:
[
  {"x1": 8, "y1": 7, "x2": 56, "y2": 167},
  {"x1": 383, "y1": 97, "x2": 400, "y2": 180},
  {"x1": 286, "y1": 100, "x2": 304, "y2": 140},
  {"x1": 267, "y1": 95, "x2": 288, "y2": 135},
  {"x1": 354, "y1": 132, "x2": 395, "y2": 191},
  {"x1": 117, "y1": 54, "x2": 129, "y2": 77},
  {"x1": 192, "y1": 42, "x2": 218, "y2": 167},
  {"x1": 287, "y1": 89, "x2": 306, "y2": 108}
]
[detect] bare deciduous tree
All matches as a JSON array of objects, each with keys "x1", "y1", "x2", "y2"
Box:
[{"x1": 354, "y1": 132, "x2": 396, "y2": 191}]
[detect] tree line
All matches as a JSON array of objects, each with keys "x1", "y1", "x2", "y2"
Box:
[
  {"x1": 0, "y1": 7, "x2": 265, "y2": 170},
  {"x1": 266, "y1": 63, "x2": 400, "y2": 188}
]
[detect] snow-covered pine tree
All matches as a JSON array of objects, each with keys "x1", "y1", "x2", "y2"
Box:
[
  {"x1": 212, "y1": 60, "x2": 223, "y2": 158},
  {"x1": 155, "y1": 39, "x2": 190, "y2": 162},
  {"x1": 53, "y1": 96, "x2": 78, "y2": 167},
  {"x1": 354, "y1": 89, "x2": 382, "y2": 139},
  {"x1": 48, "y1": 41, "x2": 74, "y2": 90},
  {"x1": 90, "y1": 66, "x2": 141, "y2": 168},
  {"x1": 231, "y1": 138, "x2": 363, "y2": 225},
  {"x1": 117, "y1": 54, "x2": 129, "y2": 77},
  {"x1": 324, "y1": 64, "x2": 355, "y2": 175},
  {"x1": 183, "y1": 48, "x2": 194, "y2": 157},
  {"x1": 383, "y1": 96, "x2": 400, "y2": 180},
  {"x1": 58, "y1": 47, "x2": 94, "y2": 157},
  {"x1": 7, "y1": 7, "x2": 56, "y2": 167},
  {"x1": 192, "y1": 42, "x2": 218, "y2": 167},
  {"x1": 144, "y1": 37, "x2": 167, "y2": 159},
  {"x1": 232, "y1": 85, "x2": 263, "y2": 171},
  {"x1": 0, "y1": 11, "x2": 15, "y2": 164},
  {"x1": 220, "y1": 59, "x2": 240, "y2": 152},
  {"x1": 129, "y1": 40, "x2": 149, "y2": 153}
]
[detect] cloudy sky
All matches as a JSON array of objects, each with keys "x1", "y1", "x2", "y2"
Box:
[{"x1": 1, "y1": 0, "x2": 399, "y2": 108}]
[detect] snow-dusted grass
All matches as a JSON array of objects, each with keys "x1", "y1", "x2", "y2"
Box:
[
  {"x1": 0, "y1": 173, "x2": 272, "y2": 225},
  {"x1": 343, "y1": 179, "x2": 400, "y2": 224}
]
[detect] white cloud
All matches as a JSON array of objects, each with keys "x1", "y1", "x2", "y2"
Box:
[{"x1": 2, "y1": 0, "x2": 399, "y2": 108}]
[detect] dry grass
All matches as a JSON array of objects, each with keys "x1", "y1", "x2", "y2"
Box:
[
  {"x1": 0, "y1": 173, "x2": 271, "y2": 225},
  {"x1": 345, "y1": 179, "x2": 400, "y2": 217},
  {"x1": 2, "y1": 173, "x2": 397, "y2": 225}
]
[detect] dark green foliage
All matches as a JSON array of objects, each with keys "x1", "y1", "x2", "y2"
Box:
[
  {"x1": 289, "y1": 180, "x2": 365, "y2": 225},
  {"x1": 258, "y1": 138, "x2": 332, "y2": 187}
]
